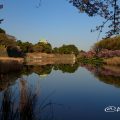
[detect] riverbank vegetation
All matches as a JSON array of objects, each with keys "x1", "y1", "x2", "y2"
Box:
[
  {"x1": 0, "y1": 28, "x2": 120, "y2": 66},
  {"x1": 77, "y1": 57, "x2": 103, "y2": 66},
  {"x1": 0, "y1": 28, "x2": 79, "y2": 58},
  {"x1": 104, "y1": 57, "x2": 120, "y2": 66},
  {"x1": 77, "y1": 36, "x2": 120, "y2": 65},
  {"x1": 93, "y1": 36, "x2": 120, "y2": 52}
]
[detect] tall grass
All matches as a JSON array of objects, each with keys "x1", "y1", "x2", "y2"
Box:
[{"x1": 0, "y1": 78, "x2": 58, "y2": 120}]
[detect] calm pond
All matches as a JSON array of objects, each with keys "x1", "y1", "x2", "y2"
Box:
[{"x1": 0, "y1": 64, "x2": 120, "y2": 120}]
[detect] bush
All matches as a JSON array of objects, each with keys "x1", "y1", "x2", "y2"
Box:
[{"x1": 78, "y1": 57, "x2": 103, "y2": 65}]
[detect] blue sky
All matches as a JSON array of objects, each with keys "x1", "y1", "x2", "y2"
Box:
[{"x1": 0, "y1": 0, "x2": 106, "y2": 51}]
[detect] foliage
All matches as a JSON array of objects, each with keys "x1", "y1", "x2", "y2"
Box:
[
  {"x1": 0, "y1": 33, "x2": 24, "y2": 57},
  {"x1": 0, "y1": 31, "x2": 78, "y2": 56},
  {"x1": 19, "y1": 42, "x2": 78, "y2": 55},
  {"x1": 0, "y1": 45, "x2": 7, "y2": 57},
  {"x1": 32, "y1": 65, "x2": 53, "y2": 75},
  {"x1": 17, "y1": 40, "x2": 34, "y2": 53},
  {"x1": 52, "y1": 47, "x2": 59, "y2": 54},
  {"x1": 0, "y1": 44, "x2": 5, "y2": 49},
  {"x1": 33, "y1": 42, "x2": 52, "y2": 53},
  {"x1": 53, "y1": 63, "x2": 79, "y2": 73},
  {"x1": 93, "y1": 36, "x2": 120, "y2": 51},
  {"x1": 97, "y1": 49, "x2": 120, "y2": 58},
  {"x1": 55, "y1": 44, "x2": 79, "y2": 55},
  {"x1": 0, "y1": 33, "x2": 16, "y2": 47},
  {"x1": 69, "y1": 0, "x2": 120, "y2": 37},
  {"x1": 7, "y1": 46, "x2": 24, "y2": 57},
  {"x1": 78, "y1": 57, "x2": 103, "y2": 65}
]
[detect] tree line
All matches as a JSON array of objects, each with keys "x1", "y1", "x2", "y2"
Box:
[
  {"x1": 93, "y1": 36, "x2": 120, "y2": 52},
  {"x1": 0, "y1": 28, "x2": 79, "y2": 57}
]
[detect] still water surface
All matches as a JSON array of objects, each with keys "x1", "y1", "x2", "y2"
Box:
[{"x1": 0, "y1": 64, "x2": 120, "y2": 120}]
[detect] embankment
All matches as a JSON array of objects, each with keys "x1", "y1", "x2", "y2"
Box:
[
  {"x1": 0, "y1": 57, "x2": 24, "y2": 73},
  {"x1": 104, "y1": 57, "x2": 120, "y2": 66},
  {"x1": 25, "y1": 53, "x2": 76, "y2": 65}
]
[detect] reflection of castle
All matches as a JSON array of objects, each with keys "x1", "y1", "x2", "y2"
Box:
[{"x1": 40, "y1": 74, "x2": 48, "y2": 78}]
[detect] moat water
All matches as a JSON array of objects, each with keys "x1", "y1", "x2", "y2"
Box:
[{"x1": 0, "y1": 64, "x2": 120, "y2": 120}]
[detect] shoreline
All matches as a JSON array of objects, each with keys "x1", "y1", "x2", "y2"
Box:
[
  {"x1": 0, "y1": 55, "x2": 120, "y2": 73},
  {"x1": 0, "y1": 57, "x2": 24, "y2": 73},
  {"x1": 0, "y1": 57, "x2": 24, "y2": 63}
]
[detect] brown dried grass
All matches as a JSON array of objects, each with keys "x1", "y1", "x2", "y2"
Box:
[{"x1": 104, "y1": 57, "x2": 120, "y2": 65}]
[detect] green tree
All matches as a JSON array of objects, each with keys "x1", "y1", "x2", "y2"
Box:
[
  {"x1": 52, "y1": 47, "x2": 59, "y2": 53},
  {"x1": 0, "y1": 33, "x2": 16, "y2": 47},
  {"x1": 59, "y1": 44, "x2": 79, "y2": 55},
  {"x1": 7, "y1": 46, "x2": 24, "y2": 57},
  {"x1": 33, "y1": 42, "x2": 52, "y2": 53},
  {"x1": 17, "y1": 40, "x2": 34, "y2": 53}
]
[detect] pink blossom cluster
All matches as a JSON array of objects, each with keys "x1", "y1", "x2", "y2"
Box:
[
  {"x1": 97, "y1": 49, "x2": 120, "y2": 58},
  {"x1": 79, "y1": 49, "x2": 120, "y2": 58}
]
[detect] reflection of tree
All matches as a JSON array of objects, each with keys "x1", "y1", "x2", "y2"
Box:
[
  {"x1": 32, "y1": 65, "x2": 53, "y2": 75},
  {"x1": 0, "y1": 63, "x2": 79, "y2": 91},
  {"x1": 20, "y1": 65, "x2": 34, "y2": 75},
  {"x1": 0, "y1": 72, "x2": 21, "y2": 92},
  {"x1": 95, "y1": 74, "x2": 120, "y2": 88},
  {"x1": 22, "y1": 64, "x2": 79, "y2": 76},
  {"x1": 0, "y1": 80, "x2": 61, "y2": 120},
  {"x1": 82, "y1": 64, "x2": 120, "y2": 88},
  {"x1": 54, "y1": 63, "x2": 79, "y2": 73},
  {"x1": 21, "y1": 65, "x2": 53, "y2": 76}
]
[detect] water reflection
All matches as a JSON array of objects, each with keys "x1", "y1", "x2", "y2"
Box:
[
  {"x1": 82, "y1": 64, "x2": 120, "y2": 87},
  {"x1": 0, "y1": 64, "x2": 79, "y2": 92},
  {"x1": 0, "y1": 78, "x2": 58, "y2": 120},
  {"x1": 22, "y1": 63, "x2": 79, "y2": 76},
  {"x1": 53, "y1": 64, "x2": 79, "y2": 73},
  {"x1": 1, "y1": 63, "x2": 120, "y2": 120},
  {"x1": 1, "y1": 63, "x2": 120, "y2": 91},
  {"x1": 0, "y1": 72, "x2": 22, "y2": 92}
]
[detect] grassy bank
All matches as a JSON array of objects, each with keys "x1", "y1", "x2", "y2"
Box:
[
  {"x1": 77, "y1": 57, "x2": 104, "y2": 65},
  {"x1": 77, "y1": 56, "x2": 120, "y2": 66},
  {"x1": 104, "y1": 57, "x2": 120, "y2": 66}
]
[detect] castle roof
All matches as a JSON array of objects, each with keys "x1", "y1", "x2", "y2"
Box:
[{"x1": 39, "y1": 38, "x2": 48, "y2": 44}]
